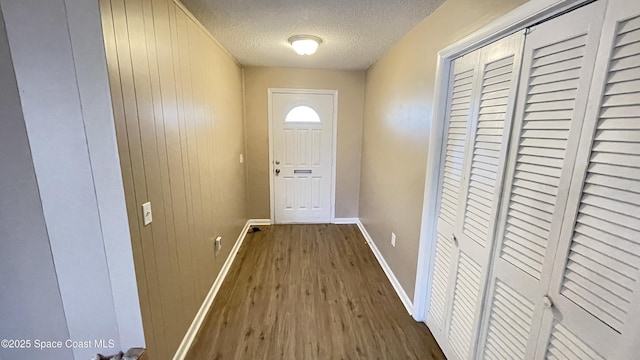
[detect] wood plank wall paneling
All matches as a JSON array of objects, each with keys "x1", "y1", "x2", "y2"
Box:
[{"x1": 99, "y1": 0, "x2": 248, "y2": 358}]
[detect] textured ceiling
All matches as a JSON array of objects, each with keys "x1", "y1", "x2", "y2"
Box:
[{"x1": 179, "y1": 0, "x2": 446, "y2": 70}]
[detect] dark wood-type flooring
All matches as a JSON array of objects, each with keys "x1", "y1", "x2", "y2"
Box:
[{"x1": 187, "y1": 224, "x2": 445, "y2": 360}]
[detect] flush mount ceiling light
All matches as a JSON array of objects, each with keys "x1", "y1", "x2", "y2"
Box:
[{"x1": 288, "y1": 35, "x2": 322, "y2": 55}]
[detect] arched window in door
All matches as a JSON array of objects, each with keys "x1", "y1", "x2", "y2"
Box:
[{"x1": 285, "y1": 105, "x2": 320, "y2": 123}]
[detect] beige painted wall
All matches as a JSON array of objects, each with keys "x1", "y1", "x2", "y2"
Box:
[
  {"x1": 100, "y1": 0, "x2": 247, "y2": 358},
  {"x1": 359, "y1": 0, "x2": 527, "y2": 300},
  {"x1": 243, "y1": 67, "x2": 365, "y2": 219}
]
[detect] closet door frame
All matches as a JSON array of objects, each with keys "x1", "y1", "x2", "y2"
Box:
[{"x1": 413, "y1": 0, "x2": 597, "y2": 323}]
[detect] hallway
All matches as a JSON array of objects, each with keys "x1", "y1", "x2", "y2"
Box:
[{"x1": 187, "y1": 224, "x2": 445, "y2": 359}]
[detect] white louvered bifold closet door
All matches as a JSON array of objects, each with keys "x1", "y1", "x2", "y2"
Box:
[
  {"x1": 427, "y1": 49, "x2": 480, "y2": 352},
  {"x1": 448, "y1": 33, "x2": 524, "y2": 360},
  {"x1": 475, "y1": 2, "x2": 606, "y2": 359},
  {"x1": 538, "y1": 0, "x2": 640, "y2": 358},
  {"x1": 428, "y1": 49, "x2": 479, "y2": 331},
  {"x1": 427, "y1": 32, "x2": 524, "y2": 360}
]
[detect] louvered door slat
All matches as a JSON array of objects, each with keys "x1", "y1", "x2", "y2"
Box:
[
  {"x1": 531, "y1": 58, "x2": 583, "y2": 77},
  {"x1": 529, "y1": 79, "x2": 582, "y2": 94},
  {"x1": 612, "y1": 42, "x2": 640, "y2": 59},
  {"x1": 528, "y1": 89, "x2": 578, "y2": 103},
  {"x1": 591, "y1": 141, "x2": 640, "y2": 156},
  {"x1": 481, "y1": 97, "x2": 509, "y2": 108},
  {"x1": 531, "y1": 47, "x2": 585, "y2": 68},
  {"x1": 617, "y1": 28, "x2": 640, "y2": 44},
  {"x1": 610, "y1": 54, "x2": 640, "y2": 71}
]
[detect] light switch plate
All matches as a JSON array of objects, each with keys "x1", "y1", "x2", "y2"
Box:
[
  {"x1": 142, "y1": 202, "x2": 152, "y2": 226},
  {"x1": 391, "y1": 232, "x2": 396, "y2": 247},
  {"x1": 214, "y1": 236, "x2": 222, "y2": 255},
  {"x1": 240, "y1": 154, "x2": 244, "y2": 164}
]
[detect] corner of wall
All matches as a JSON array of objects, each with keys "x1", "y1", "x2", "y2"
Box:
[{"x1": 241, "y1": 66, "x2": 251, "y2": 220}]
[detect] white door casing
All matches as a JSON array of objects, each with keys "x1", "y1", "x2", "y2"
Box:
[{"x1": 269, "y1": 89, "x2": 336, "y2": 224}]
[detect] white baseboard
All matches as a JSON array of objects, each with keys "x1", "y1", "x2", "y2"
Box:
[
  {"x1": 248, "y1": 218, "x2": 271, "y2": 226},
  {"x1": 173, "y1": 219, "x2": 252, "y2": 360},
  {"x1": 332, "y1": 217, "x2": 358, "y2": 224},
  {"x1": 356, "y1": 219, "x2": 413, "y2": 315}
]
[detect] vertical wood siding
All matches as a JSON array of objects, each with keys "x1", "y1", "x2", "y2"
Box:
[{"x1": 99, "y1": 0, "x2": 247, "y2": 357}]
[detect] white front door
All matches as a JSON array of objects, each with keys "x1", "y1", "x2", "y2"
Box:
[{"x1": 270, "y1": 90, "x2": 335, "y2": 224}]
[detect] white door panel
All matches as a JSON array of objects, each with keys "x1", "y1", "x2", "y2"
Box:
[
  {"x1": 271, "y1": 92, "x2": 334, "y2": 223},
  {"x1": 428, "y1": 31, "x2": 525, "y2": 360},
  {"x1": 428, "y1": 49, "x2": 479, "y2": 342},
  {"x1": 451, "y1": 32, "x2": 524, "y2": 360},
  {"x1": 477, "y1": 2, "x2": 607, "y2": 359},
  {"x1": 541, "y1": 0, "x2": 640, "y2": 358}
]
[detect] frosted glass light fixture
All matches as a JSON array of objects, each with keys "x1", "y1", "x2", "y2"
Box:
[{"x1": 288, "y1": 35, "x2": 322, "y2": 55}]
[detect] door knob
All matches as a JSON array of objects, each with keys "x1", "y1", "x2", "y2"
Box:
[
  {"x1": 275, "y1": 169, "x2": 280, "y2": 175},
  {"x1": 542, "y1": 295, "x2": 553, "y2": 309},
  {"x1": 275, "y1": 160, "x2": 280, "y2": 165}
]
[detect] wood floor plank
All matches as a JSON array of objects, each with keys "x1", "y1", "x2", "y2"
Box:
[{"x1": 186, "y1": 224, "x2": 446, "y2": 360}]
